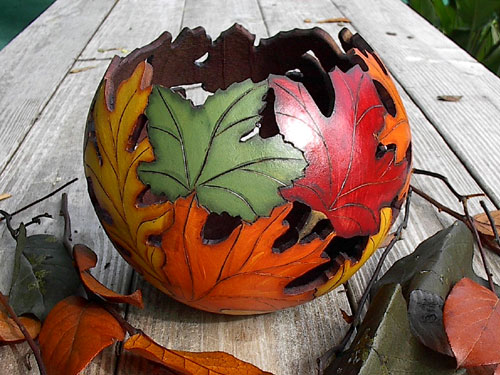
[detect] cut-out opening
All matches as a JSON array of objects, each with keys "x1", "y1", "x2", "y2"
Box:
[
  {"x1": 272, "y1": 201, "x2": 311, "y2": 253},
  {"x1": 300, "y1": 218, "x2": 334, "y2": 244},
  {"x1": 202, "y1": 212, "x2": 242, "y2": 245},
  {"x1": 195, "y1": 52, "x2": 209, "y2": 66},
  {"x1": 285, "y1": 68, "x2": 304, "y2": 81},
  {"x1": 127, "y1": 114, "x2": 149, "y2": 152},
  {"x1": 172, "y1": 86, "x2": 187, "y2": 98},
  {"x1": 259, "y1": 89, "x2": 279, "y2": 139},
  {"x1": 373, "y1": 80, "x2": 396, "y2": 117},
  {"x1": 375, "y1": 142, "x2": 396, "y2": 159},
  {"x1": 136, "y1": 187, "x2": 169, "y2": 207},
  {"x1": 240, "y1": 125, "x2": 260, "y2": 142},
  {"x1": 147, "y1": 234, "x2": 163, "y2": 247},
  {"x1": 284, "y1": 234, "x2": 368, "y2": 295}
]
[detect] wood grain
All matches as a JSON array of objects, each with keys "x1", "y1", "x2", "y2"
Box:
[
  {"x1": 0, "y1": 0, "x2": 117, "y2": 174},
  {"x1": 1, "y1": 0, "x2": 500, "y2": 374}
]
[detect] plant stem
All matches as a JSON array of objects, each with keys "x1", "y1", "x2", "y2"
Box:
[
  {"x1": 0, "y1": 178, "x2": 77, "y2": 223},
  {"x1": 102, "y1": 302, "x2": 140, "y2": 337},
  {"x1": 467, "y1": 202, "x2": 496, "y2": 292},
  {"x1": 411, "y1": 186, "x2": 467, "y2": 224},
  {"x1": 479, "y1": 200, "x2": 500, "y2": 249},
  {"x1": 319, "y1": 189, "x2": 412, "y2": 374},
  {"x1": 60, "y1": 193, "x2": 72, "y2": 255},
  {"x1": 0, "y1": 291, "x2": 47, "y2": 375}
]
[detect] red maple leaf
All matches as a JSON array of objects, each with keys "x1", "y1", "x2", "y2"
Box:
[{"x1": 270, "y1": 66, "x2": 409, "y2": 237}]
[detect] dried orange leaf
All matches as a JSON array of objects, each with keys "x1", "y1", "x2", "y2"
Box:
[
  {"x1": 124, "y1": 333, "x2": 273, "y2": 375},
  {"x1": 0, "y1": 310, "x2": 40, "y2": 343},
  {"x1": 39, "y1": 296, "x2": 125, "y2": 375},
  {"x1": 444, "y1": 278, "x2": 500, "y2": 368},
  {"x1": 73, "y1": 244, "x2": 144, "y2": 308}
]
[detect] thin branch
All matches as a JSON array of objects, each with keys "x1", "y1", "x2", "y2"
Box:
[
  {"x1": 411, "y1": 186, "x2": 466, "y2": 225},
  {"x1": 468, "y1": 202, "x2": 496, "y2": 292},
  {"x1": 480, "y1": 200, "x2": 500, "y2": 249},
  {"x1": 0, "y1": 210, "x2": 17, "y2": 238},
  {"x1": 412, "y1": 168, "x2": 466, "y2": 202},
  {"x1": 0, "y1": 291, "x2": 47, "y2": 375},
  {"x1": 60, "y1": 193, "x2": 72, "y2": 254},
  {"x1": 101, "y1": 302, "x2": 140, "y2": 337},
  {"x1": 0, "y1": 178, "x2": 77, "y2": 223},
  {"x1": 319, "y1": 189, "x2": 412, "y2": 373},
  {"x1": 24, "y1": 213, "x2": 52, "y2": 228}
]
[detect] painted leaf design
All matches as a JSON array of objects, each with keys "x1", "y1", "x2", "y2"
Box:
[
  {"x1": 150, "y1": 194, "x2": 336, "y2": 313},
  {"x1": 353, "y1": 49, "x2": 411, "y2": 163},
  {"x1": 73, "y1": 244, "x2": 143, "y2": 308},
  {"x1": 84, "y1": 61, "x2": 174, "y2": 287},
  {"x1": 0, "y1": 310, "x2": 40, "y2": 343},
  {"x1": 270, "y1": 66, "x2": 409, "y2": 237},
  {"x1": 39, "y1": 296, "x2": 125, "y2": 375},
  {"x1": 444, "y1": 277, "x2": 500, "y2": 368},
  {"x1": 137, "y1": 79, "x2": 306, "y2": 222},
  {"x1": 124, "y1": 332, "x2": 272, "y2": 375}
]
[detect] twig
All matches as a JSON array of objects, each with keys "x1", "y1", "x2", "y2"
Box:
[
  {"x1": 411, "y1": 186, "x2": 466, "y2": 225},
  {"x1": 0, "y1": 210, "x2": 18, "y2": 238},
  {"x1": 479, "y1": 200, "x2": 500, "y2": 249},
  {"x1": 412, "y1": 169, "x2": 466, "y2": 202},
  {"x1": 0, "y1": 291, "x2": 47, "y2": 375},
  {"x1": 0, "y1": 178, "x2": 77, "y2": 223},
  {"x1": 60, "y1": 193, "x2": 72, "y2": 254},
  {"x1": 318, "y1": 189, "x2": 412, "y2": 373},
  {"x1": 24, "y1": 213, "x2": 52, "y2": 228},
  {"x1": 468, "y1": 202, "x2": 496, "y2": 292},
  {"x1": 101, "y1": 302, "x2": 140, "y2": 337}
]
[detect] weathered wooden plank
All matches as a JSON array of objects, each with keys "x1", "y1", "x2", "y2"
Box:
[
  {"x1": 330, "y1": 0, "x2": 500, "y2": 208},
  {"x1": 0, "y1": 60, "x2": 130, "y2": 375},
  {"x1": 0, "y1": 0, "x2": 117, "y2": 174},
  {"x1": 80, "y1": 0, "x2": 185, "y2": 60}
]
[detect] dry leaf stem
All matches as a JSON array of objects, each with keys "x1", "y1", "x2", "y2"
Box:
[
  {"x1": 0, "y1": 291, "x2": 47, "y2": 375},
  {"x1": 318, "y1": 189, "x2": 412, "y2": 373},
  {"x1": 60, "y1": 193, "x2": 72, "y2": 254},
  {"x1": 412, "y1": 170, "x2": 495, "y2": 292},
  {"x1": 0, "y1": 177, "x2": 77, "y2": 223}
]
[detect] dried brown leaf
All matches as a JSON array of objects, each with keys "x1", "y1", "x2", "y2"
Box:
[
  {"x1": 437, "y1": 95, "x2": 463, "y2": 102},
  {"x1": 69, "y1": 66, "x2": 96, "y2": 74},
  {"x1": 444, "y1": 278, "x2": 500, "y2": 368},
  {"x1": 474, "y1": 210, "x2": 500, "y2": 254},
  {"x1": 124, "y1": 332, "x2": 273, "y2": 375},
  {"x1": 0, "y1": 310, "x2": 40, "y2": 343},
  {"x1": 73, "y1": 244, "x2": 144, "y2": 308},
  {"x1": 303, "y1": 17, "x2": 351, "y2": 23},
  {"x1": 39, "y1": 296, "x2": 125, "y2": 375}
]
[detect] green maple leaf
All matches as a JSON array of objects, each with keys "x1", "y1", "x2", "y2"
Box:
[{"x1": 137, "y1": 79, "x2": 306, "y2": 222}]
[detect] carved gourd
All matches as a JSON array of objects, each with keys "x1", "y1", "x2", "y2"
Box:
[{"x1": 84, "y1": 25, "x2": 411, "y2": 314}]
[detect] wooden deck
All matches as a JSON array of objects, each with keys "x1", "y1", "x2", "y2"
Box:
[{"x1": 1, "y1": 0, "x2": 500, "y2": 374}]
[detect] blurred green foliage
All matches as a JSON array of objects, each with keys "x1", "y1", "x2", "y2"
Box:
[
  {"x1": 406, "y1": 0, "x2": 500, "y2": 75},
  {"x1": 0, "y1": 0, "x2": 55, "y2": 50}
]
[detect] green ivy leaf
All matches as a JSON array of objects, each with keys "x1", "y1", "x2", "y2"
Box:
[
  {"x1": 9, "y1": 226, "x2": 81, "y2": 320},
  {"x1": 138, "y1": 79, "x2": 306, "y2": 222}
]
